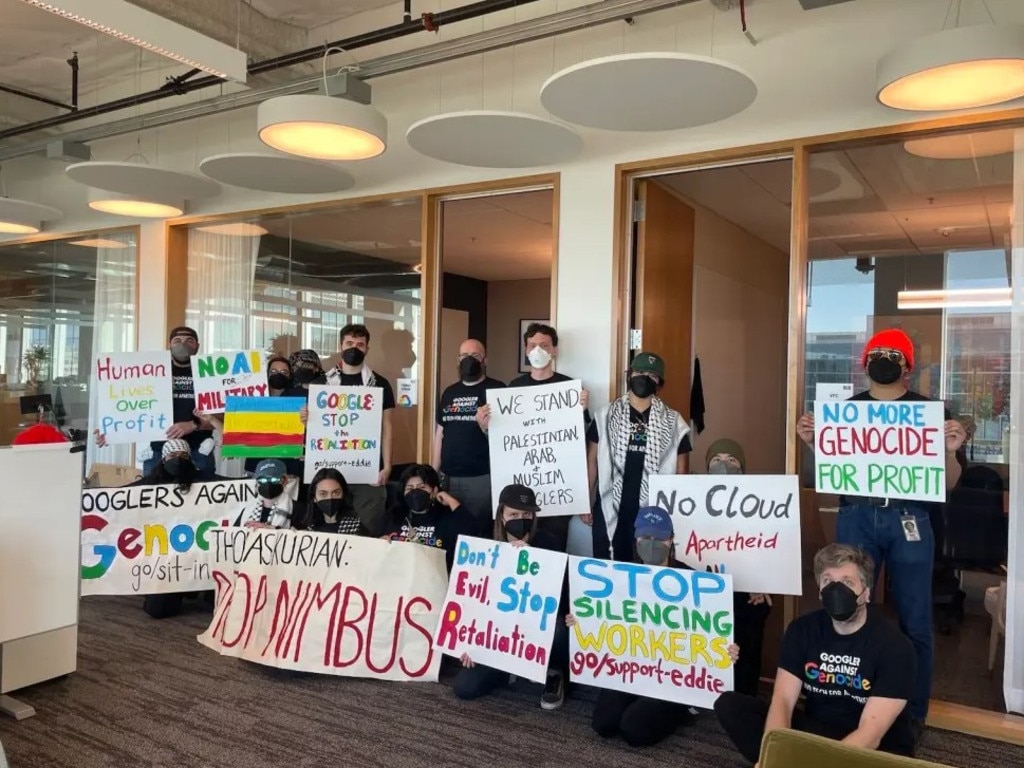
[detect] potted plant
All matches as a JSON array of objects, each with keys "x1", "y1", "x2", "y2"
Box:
[{"x1": 22, "y1": 345, "x2": 49, "y2": 390}]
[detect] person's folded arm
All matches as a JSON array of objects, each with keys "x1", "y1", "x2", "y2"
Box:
[
  {"x1": 764, "y1": 668, "x2": 802, "y2": 736},
  {"x1": 841, "y1": 697, "x2": 907, "y2": 751}
]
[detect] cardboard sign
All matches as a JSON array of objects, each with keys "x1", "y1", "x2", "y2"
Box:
[
  {"x1": 197, "y1": 529, "x2": 448, "y2": 681},
  {"x1": 434, "y1": 536, "x2": 568, "y2": 682},
  {"x1": 304, "y1": 385, "x2": 383, "y2": 483},
  {"x1": 93, "y1": 351, "x2": 174, "y2": 444},
  {"x1": 80, "y1": 480, "x2": 257, "y2": 595},
  {"x1": 486, "y1": 380, "x2": 589, "y2": 517},
  {"x1": 814, "y1": 399, "x2": 946, "y2": 503},
  {"x1": 191, "y1": 350, "x2": 268, "y2": 414},
  {"x1": 568, "y1": 557, "x2": 735, "y2": 708},
  {"x1": 86, "y1": 463, "x2": 143, "y2": 489},
  {"x1": 221, "y1": 396, "x2": 306, "y2": 459},
  {"x1": 648, "y1": 475, "x2": 802, "y2": 595}
]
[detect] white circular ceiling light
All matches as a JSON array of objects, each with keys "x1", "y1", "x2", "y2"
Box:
[
  {"x1": 87, "y1": 189, "x2": 184, "y2": 218},
  {"x1": 199, "y1": 153, "x2": 356, "y2": 193},
  {"x1": 0, "y1": 198, "x2": 63, "y2": 234},
  {"x1": 903, "y1": 128, "x2": 1017, "y2": 159},
  {"x1": 257, "y1": 95, "x2": 387, "y2": 161},
  {"x1": 66, "y1": 161, "x2": 220, "y2": 201}
]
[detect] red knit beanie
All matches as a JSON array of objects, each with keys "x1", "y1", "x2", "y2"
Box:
[
  {"x1": 12, "y1": 424, "x2": 69, "y2": 445},
  {"x1": 861, "y1": 329, "x2": 914, "y2": 370}
]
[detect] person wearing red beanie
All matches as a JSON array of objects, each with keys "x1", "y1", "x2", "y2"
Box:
[
  {"x1": 12, "y1": 423, "x2": 68, "y2": 445},
  {"x1": 795, "y1": 328, "x2": 967, "y2": 738}
]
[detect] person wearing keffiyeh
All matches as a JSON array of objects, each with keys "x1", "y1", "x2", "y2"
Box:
[{"x1": 585, "y1": 352, "x2": 691, "y2": 562}]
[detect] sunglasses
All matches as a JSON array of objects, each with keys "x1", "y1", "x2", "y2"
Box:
[{"x1": 866, "y1": 349, "x2": 905, "y2": 364}]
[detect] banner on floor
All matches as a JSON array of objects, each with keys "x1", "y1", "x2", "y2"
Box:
[
  {"x1": 80, "y1": 480, "x2": 257, "y2": 596},
  {"x1": 197, "y1": 529, "x2": 448, "y2": 681},
  {"x1": 93, "y1": 350, "x2": 174, "y2": 445},
  {"x1": 304, "y1": 385, "x2": 383, "y2": 484},
  {"x1": 648, "y1": 475, "x2": 802, "y2": 595},
  {"x1": 191, "y1": 350, "x2": 268, "y2": 414},
  {"x1": 813, "y1": 399, "x2": 946, "y2": 503},
  {"x1": 434, "y1": 535, "x2": 568, "y2": 682},
  {"x1": 567, "y1": 556, "x2": 735, "y2": 709},
  {"x1": 486, "y1": 380, "x2": 588, "y2": 517}
]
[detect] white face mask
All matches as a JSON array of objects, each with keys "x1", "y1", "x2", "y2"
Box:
[{"x1": 528, "y1": 346, "x2": 552, "y2": 369}]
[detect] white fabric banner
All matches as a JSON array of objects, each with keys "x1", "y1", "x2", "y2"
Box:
[
  {"x1": 434, "y1": 536, "x2": 568, "y2": 682},
  {"x1": 486, "y1": 380, "x2": 589, "y2": 517},
  {"x1": 80, "y1": 480, "x2": 257, "y2": 595},
  {"x1": 648, "y1": 474, "x2": 802, "y2": 595},
  {"x1": 198, "y1": 530, "x2": 449, "y2": 681},
  {"x1": 304, "y1": 385, "x2": 383, "y2": 484}
]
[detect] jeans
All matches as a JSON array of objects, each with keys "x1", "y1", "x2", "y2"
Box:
[
  {"x1": 592, "y1": 689, "x2": 695, "y2": 747},
  {"x1": 453, "y1": 618, "x2": 569, "y2": 700},
  {"x1": 446, "y1": 474, "x2": 493, "y2": 537},
  {"x1": 836, "y1": 502, "x2": 934, "y2": 720},
  {"x1": 143, "y1": 447, "x2": 216, "y2": 479}
]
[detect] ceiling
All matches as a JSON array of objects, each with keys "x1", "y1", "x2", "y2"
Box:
[
  {"x1": 246, "y1": 0, "x2": 398, "y2": 28},
  {"x1": 658, "y1": 125, "x2": 1014, "y2": 261}
]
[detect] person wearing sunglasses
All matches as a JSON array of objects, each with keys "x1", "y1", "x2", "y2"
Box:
[{"x1": 795, "y1": 328, "x2": 966, "y2": 738}]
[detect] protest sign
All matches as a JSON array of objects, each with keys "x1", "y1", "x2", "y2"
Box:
[
  {"x1": 648, "y1": 475, "x2": 802, "y2": 595},
  {"x1": 568, "y1": 556, "x2": 735, "y2": 708},
  {"x1": 197, "y1": 529, "x2": 448, "y2": 681},
  {"x1": 93, "y1": 351, "x2": 174, "y2": 444},
  {"x1": 304, "y1": 385, "x2": 383, "y2": 483},
  {"x1": 191, "y1": 350, "x2": 268, "y2": 413},
  {"x1": 486, "y1": 380, "x2": 588, "y2": 517},
  {"x1": 815, "y1": 383, "x2": 854, "y2": 402},
  {"x1": 80, "y1": 479, "x2": 257, "y2": 595},
  {"x1": 814, "y1": 399, "x2": 946, "y2": 503},
  {"x1": 434, "y1": 535, "x2": 568, "y2": 682},
  {"x1": 221, "y1": 396, "x2": 306, "y2": 459}
]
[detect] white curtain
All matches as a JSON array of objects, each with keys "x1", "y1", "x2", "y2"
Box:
[
  {"x1": 186, "y1": 228, "x2": 260, "y2": 478},
  {"x1": 86, "y1": 233, "x2": 138, "y2": 474},
  {"x1": 1007, "y1": 129, "x2": 1024, "y2": 715}
]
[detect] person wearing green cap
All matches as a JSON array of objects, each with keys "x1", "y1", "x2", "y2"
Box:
[{"x1": 586, "y1": 351, "x2": 691, "y2": 561}]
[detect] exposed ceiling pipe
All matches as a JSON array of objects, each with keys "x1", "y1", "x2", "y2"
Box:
[{"x1": 0, "y1": 0, "x2": 697, "y2": 160}]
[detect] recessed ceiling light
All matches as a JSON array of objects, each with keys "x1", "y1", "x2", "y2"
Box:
[{"x1": 258, "y1": 94, "x2": 387, "y2": 161}]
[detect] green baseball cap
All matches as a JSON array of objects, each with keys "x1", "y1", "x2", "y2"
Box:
[{"x1": 630, "y1": 352, "x2": 665, "y2": 379}]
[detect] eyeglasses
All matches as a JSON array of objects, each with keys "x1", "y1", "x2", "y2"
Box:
[
  {"x1": 257, "y1": 476, "x2": 283, "y2": 484},
  {"x1": 458, "y1": 352, "x2": 484, "y2": 361},
  {"x1": 866, "y1": 349, "x2": 905, "y2": 364}
]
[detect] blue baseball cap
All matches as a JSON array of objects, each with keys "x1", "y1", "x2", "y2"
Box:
[{"x1": 635, "y1": 506, "x2": 673, "y2": 539}]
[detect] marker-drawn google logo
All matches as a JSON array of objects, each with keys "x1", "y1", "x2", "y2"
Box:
[{"x1": 80, "y1": 515, "x2": 230, "y2": 579}]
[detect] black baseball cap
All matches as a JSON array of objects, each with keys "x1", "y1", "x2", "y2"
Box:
[
  {"x1": 498, "y1": 483, "x2": 540, "y2": 513},
  {"x1": 169, "y1": 326, "x2": 199, "y2": 342}
]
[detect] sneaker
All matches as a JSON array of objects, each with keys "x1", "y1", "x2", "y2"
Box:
[{"x1": 540, "y1": 671, "x2": 565, "y2": 710}]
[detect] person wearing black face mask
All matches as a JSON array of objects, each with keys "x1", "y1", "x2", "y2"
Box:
[
  {"x1": 586, "y1": 352, "x2": 692, "y2": 562},
  {"x1": 381, "y1": 464, "x2": 475, "y2": 572},
  {"x1": 239, "y1": 458, "x2": 304, "y2": 529},
  {"x1": 296, "y1": 469, "x2": 369, "y2": 535},
  {"x1": 432, "y1": 339, "x2": 506, "y2": 534},
  {"x1": 796, "y1": 329, "x2": 966, "y2": 730},
  {"x1": 715, "y1": 544, "x2": 917, "y2": 765},
  {"x1": 453, "y1": 484, "x2": 571, "y2": 712}
]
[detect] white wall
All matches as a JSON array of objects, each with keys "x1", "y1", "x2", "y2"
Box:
[{"x1": 486, "y1": 278, "x2": 552, "y2": 384}]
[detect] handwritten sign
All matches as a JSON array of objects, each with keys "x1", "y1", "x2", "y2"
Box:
[
  {"x1": 568, "y1": 556, "x2": 735, "y2": 708},
  {"x1": 434, "y1": 535, "x2": 567, "y2": 682},
  {"x1": 486, "y1": 380, "x2": 588, "y2": 517},
  {"x1": 814, "y1": 399, "x2": 946, "y2": 503},
  {"x1": 191, "y1": 350, "x2": 267, "y2": 413},
  {"x1": 648, "y1": 475, "x2": 802, "y2": 595},
  {"x1": 80, "y1": 480, "x2": 257, "y2": 595},
  {"x1": 305, "y1": 385, "x2": 383, "y2": 483},
  {"x1": 222, "y1": 396, "x2": 305, "y2": 459},
  {"x1": 197, "y1": 528, "x2": 448, "y2": 681},
  {"x1": 397, "y1": 378, "x2": 417, "y2": 407},
  {"x1": 93, "y1": 351, "x2": 173, "y2": 444}
]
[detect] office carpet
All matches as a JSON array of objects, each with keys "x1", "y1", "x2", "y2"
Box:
[{"x1": 1, "y1": 597, "x2": 1023, "y2": 768}]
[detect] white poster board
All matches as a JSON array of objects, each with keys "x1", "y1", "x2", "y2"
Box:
[
  {"x1": 93, "y1": 351, "x2": 174, "y2": 444},
  {"x1": 568, "y1": 556, "x2": 734, "y2": 708},
  {"x1": 304, "y1": 385, "x2": 383, "y2": 484},
  {"x1": 649, "y1": 474, "x2": 802, "y2": 595},
  {"x1": 815, "y1": 383, "x2": 854, "y2": 402},
  {"x1": 486, "y1": 380, "x2": 588, "y2": 517},
  {"x1": 813, "y1": 399, "x2": 946, "y2": 503},
  {"x1": 434, "y1": 536, "x2": 567, "y2": 682},
  {"x1": 191, "y1": 349, "x2": 268, "y2": 413}
]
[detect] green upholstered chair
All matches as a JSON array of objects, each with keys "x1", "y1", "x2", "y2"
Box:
[{"x1": 759, "y1": 729, "x2": 951, "y2": 768}]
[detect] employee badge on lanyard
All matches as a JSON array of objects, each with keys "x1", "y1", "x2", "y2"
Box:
[{"x1": 900, "y1": 515, "x2": 921, "y2": 542}]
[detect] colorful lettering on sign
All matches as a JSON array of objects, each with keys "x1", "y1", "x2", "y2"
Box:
[{"x1": 195, "y1": 352, "x2": 263, "y2": 379}]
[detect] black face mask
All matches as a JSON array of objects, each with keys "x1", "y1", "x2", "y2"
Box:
[
  {"x1": 821, "y1": 581, "x2": 862, "y2": 622},
  {"x1": 258, "y1": 481, "x2": 284, "y2": 499},
  {"x1": 316, "y1": 499, "x2": 345, "y2": 518},
  {"x1": 505, "y1": 518, "x2": 532, "y2": 541},
  {"x1": 342, "y1": 348, "x2": 366, "y2": 367},
  {"x1": 867, "y1": 357, "x2": 902, "y2": 385},
  {"x1": 268, "y1": 372, "x2": 291, "y2": 391},
  {"x1": 293, "y1": 368, "x2": 319, "y2": 385},
  {"x1": 405, "y1": 489, "x2": 432, "y2": 514},
  {"x1": 163, "y1": 457, "x2": 194, "y2": 479},
  {"x1": 629, "y1": 375, "x2": 656, "y2": 399},
  {"x1": 459, "y1": 356, "x2": 483, "y2": 381}
]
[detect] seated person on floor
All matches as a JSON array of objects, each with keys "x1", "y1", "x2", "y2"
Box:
[
  {"x1": 295, "y1": 468, "x2": 370, "y2": 536},
  {"x1": 714, "y1": 543, "x2": 917, "y2": 766},
  {"x1": 453, "y1": 484, "x2": 570, "y2": 711}
]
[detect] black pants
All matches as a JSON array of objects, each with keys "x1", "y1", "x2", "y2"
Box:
[
  {"x1": 592, "y1": 690, "x2": 695, "y2": 747},
  {"x1": 142, "y1": 591, "x2": 214, "y2": 619},
  {"x1": 714, "y1": 692, "x2": 913, "y2": 764},
  {"x1": 732, "y1": 596, "x2": 771, "y2": 696},
  {"x1": 536, "y1": 514, "x2": 570, "y2": 552},
  {"x1": 453, "y1": 619, "x2": 570, "y2": 700}
]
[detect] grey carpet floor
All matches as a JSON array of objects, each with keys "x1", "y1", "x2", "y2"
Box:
[{"x1": 1, "y1": 597, "x2": 1023, "y2": 768}]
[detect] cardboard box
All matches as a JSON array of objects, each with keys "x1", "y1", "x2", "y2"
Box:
[{"x1": 86, "y1": 463, "x2": 142, "y2": 488}]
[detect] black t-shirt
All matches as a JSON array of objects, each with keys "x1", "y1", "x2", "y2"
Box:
[
  {"x1": 780, "y1": 609, "x2": 916, "y2": 751},
  {"x1": 587, "y1": 406, "x2": 691, "y2": 560},
  {"x1": 436, "y1": 377, "x2": 505, "y2": 477},
  {"x1": 333, "y1": 371, "x2": 395, "y2": 472},
  {"x1": 384, "y1": 501, "x2": 477, "y2": 571},
  {"x1": 508, "y1": 371, "x2": 592, "y2": 425},
  {"x1": 150, "y1": 361, "x2": 207, "y2": 453}
]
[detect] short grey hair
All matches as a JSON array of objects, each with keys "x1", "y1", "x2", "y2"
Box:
[{"x1": 813, "y1": 543, "x2": 874, "y2": 589}]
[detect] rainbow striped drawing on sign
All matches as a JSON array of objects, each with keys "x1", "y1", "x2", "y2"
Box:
[{"x1": 221, "y1": 396, "x2": 306, "y2": 459}]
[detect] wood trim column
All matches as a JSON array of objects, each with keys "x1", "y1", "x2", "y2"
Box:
[{"x1": 418, "y1": 192, "x2": 440, "y2": 464}]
